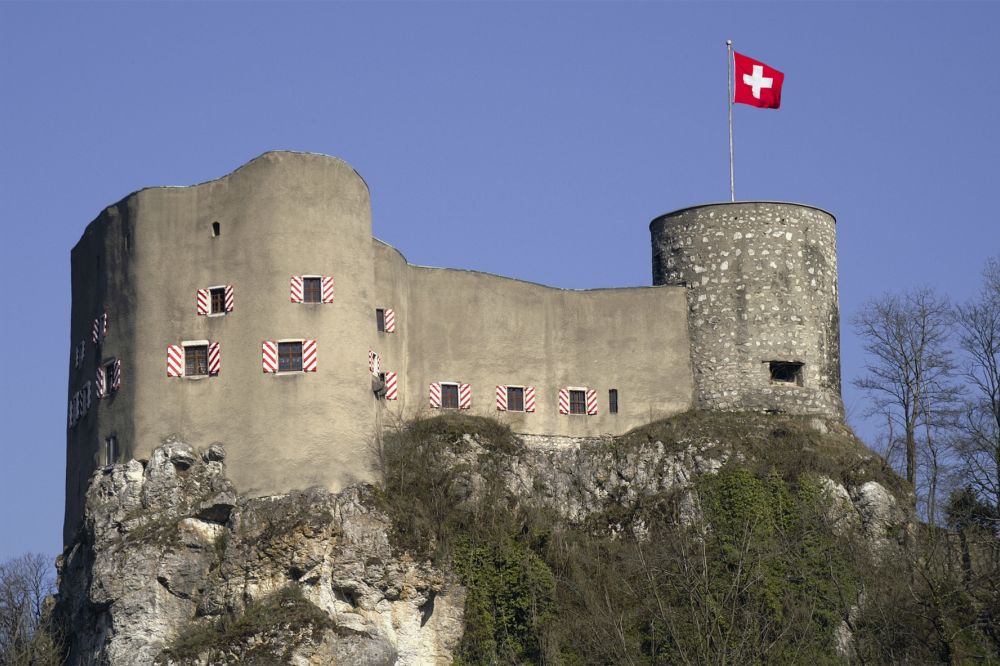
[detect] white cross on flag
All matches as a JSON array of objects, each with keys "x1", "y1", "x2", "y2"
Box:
[{"x1": 733, "y1": 51, "x2": 784, "y2": 109}]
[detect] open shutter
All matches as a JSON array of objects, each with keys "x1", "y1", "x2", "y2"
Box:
[
  {"x1": 96, "y1": 365, "x2": 106, "y2": 398},
  {"x1": 225, "y1": 285, "x2": 235, "y2": 312},
  {"x1": 302, "y1": 339, "x2": 317, "y2": 372},
  {"x1": 459, "y1": 383, "x2": 472, "y2": 409},
  {"x1": 197, "y1": 289, "x2": 210, "y2": 315},
  {"x1": 429, "y1": 382, "x2": 441, "y2": 408},
  {"x1": 208, "y1": 342, "x2": 221, "y2": 376},
  {"x1": 495, "y1": 385, "x2": 507, "y2": 411},
  {"x1": 385, "y1": 371, "x2": 398, "y2": 400},
  {"x1": 384, "y1": 308, "x2": 396, "y2": 333},
  {"x1": 525, "y1": 386, "x2": 536, "y2": 412},
  {"x1": 586, "y1": 388, "x2": 598, "y2": 415},
  {"x1": 167, "y1": 345, "x2": 184, "y2": 377},
  {"x1": 558, "y1": 388, "x2": 570, "y2": 414},
  {"x1": 290, "y1": 276, "x2": 303, "y2": 303},
  {"x1": 68, "y1": 398, "x2": 74, "y2": 428},
  {"x1": 368, "y1": 350, "x2": 380, "y2": 375},
  {"x1": 112, "y1": 359, "x2": 122, "y2": 391},
  {"x1": 262, "y1": 341, "x2": 278, "y2": 373},
  {"x1": 92, "y1": 316, "x2": 101, "y2": 343},
  {"x1": 322, "y1": 276, "x2": 335, "y2": 303}
]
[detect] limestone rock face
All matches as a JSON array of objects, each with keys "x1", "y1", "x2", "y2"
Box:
[{"x1": 55, "y1": 439, "x2": 463, "y2": 666}]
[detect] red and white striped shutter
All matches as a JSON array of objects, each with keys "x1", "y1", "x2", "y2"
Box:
[
  {"x1": 208, "y1": 342, "x2": 221, "y2": 376},
  {"x1": 586, "y1": 388, "x2": 598, "y2": 415},
  {"x1": 368, "y1": 350, "x2": 379, "y2": 375},
  {"x1": 321, "y1": 276, "x2": 335, "y2": 303},
  {"x1": 197, "y1": 289, "x2": 210, "y2": 315},
  {"x1": 68, "y1": 398, "x2": 74, "y2": 428},
  {"x1": 429, "y1": 382, "x2": 441, "y2": 408},
  {"x1": 302, "y1": 339, "x2": 317, "y2": 372},
  {"x1": 101, "y1": 312, "x2": 108, "y2": 339},
  {"x1": 558, "y1": 388, "x2": 570, "y2": 414},
  {"x1": 385, "y1": 371, "x2": 398, "y2": 400},
  {"x1": 384, "y1": 308, "x2": 396, "y2": 333},
  {"x1": 95, "y1": 365, "x2": 106, "y2": 398},
  {"x1": 92, "y1": 317, "x2": 100, "y2": 343},
  {"x1": 112, "y1": 359, "x2": 122, "y2": 391},
  {"x1": 525, "y1": 386, "x2": 536, "y2": 412},
  {"x1": 290, "y1": 276, "x2": 303, "y2": 303},
  {"x1": 495, "y1": 385, "x2": 507, "y2": 411},
  {"x1": 84, "y1": 382, "x2": 92, "y2": 410},
  {"x1": 262, "y1": 341, "x2": 278, "y2": 373},
  {"x1": 459, "y1": 383, "x2": 472, "y2": 410},
  {"x1": 224, "y1": 285, "x2": 235, "y2": 312},
  {"x1": 167, "y1": 345, "x2": 184, "y2": 377}
]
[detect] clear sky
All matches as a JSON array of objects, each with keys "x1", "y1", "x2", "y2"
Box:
[{"x1": 1, "y1": 2, "x2": 997, "y2": 560}]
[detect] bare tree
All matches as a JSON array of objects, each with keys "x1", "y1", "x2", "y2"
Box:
[
  {"x1": 0, "y1": 553, "x2": 61, "y2": 665},
  {"x1": 853, "y1": 288, "x2": 960, "y2": 514},
  {"x1": 953, "y1": 256, "x2": 1000, "y2": 527}
]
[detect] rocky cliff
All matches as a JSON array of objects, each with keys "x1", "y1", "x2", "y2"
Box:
[{"x1": 55, "y1": 412, "x2": 909, "y2": 665}]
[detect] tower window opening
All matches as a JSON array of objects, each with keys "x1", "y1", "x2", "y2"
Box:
[
  {"x1": 105, "y1": 435, "x2": 118, "y2": 466},
  {"x1": 212, "y1": 221, "x2": 220, "y2": 237},
  {"x1": 569, "y1": 390, "x2": 587, "y2": 415},
  {"x1": 210, "y1": 287, "x2": 226, "y2": 314},
  {"x1": 609, "y1": 389, "x2": 619, "y2": 414},
  {"x1": 278, "y1": 342, "x2": 303, "y2": 372},
  {"x1": 376, "y1": 308, "x2": 386, "y2": 332},
  {"x1": 185, "y1": 345, "x2": 209, "y2": 376},
  {"x1": 769, "y1": 361, "x2": 803, "y2": 386},
  {"x1": 506, "y1": 386, "x2": 524, "y2": 412},
  {"x1": 441, "y1": 383, "x2": 459, "y2": 409},
  {"x1": 303, "y1": 277, "x2": 322, "y2": 303}
]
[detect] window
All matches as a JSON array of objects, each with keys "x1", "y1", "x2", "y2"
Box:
[
  {"x1": 441, "y1": 383, "x2": 459, "y2": 409},
  {"x1": 106, "y1": 435, "x2": 118, "y2": 466},
  {"x1": 279, "y1": 341, "x2": 303, "y2": 372},
  {"x1": 569, "y1": 390, "x2": 587, "y2": 415},
  {"x1": 185, "y1": 345, "x2": 209, "y2": 376},
  {"x1": 609, "y1": 389, "x2": 619, "y2": 414},
  {"x1": 507, "y1": 386, "x2": 525, "y2": 412},
  {"x1": 376, "y1": 308, "x2": 386, "y2": 332},
  {"x1": 303, "y1": 277, "x2": 322, "y2": 303},
  {"x1": 104, "y1": 363, "x2": 116, "y2": 392},
  {"x1": 769, "y1": 361, "x2": 803, "y2": 386},
  {"x1": 210, "y1": 287, "x2": 226, "y2": 314},
  {"x1": 212, "y1": 221, "x2": 220, "y2": 237}
]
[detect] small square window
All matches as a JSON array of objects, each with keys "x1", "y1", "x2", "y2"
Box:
[
  {"x1": 106, "y1": 435, "x2": 118, "y2": 466},
  {"x1": 609, "y1": 389, "x2": 619, "y2": 414},
  {"x1": 279, "y1": 342, "x2": 303, "y2": 372},
  {"x1": 376, "y1": 308, "x2": 386, "y2": 332},
  {"x1": 507, "y1": 387, "x2": 524, "y2": 412},
  {"x1": 441, "y1": 383, "x2": 459, "y2": 409},
  {"x1": 569, "y1": 390, "x2": 586, "y2": 415},
  {"x1": 210, "y1": 287, "x2": 226, "y2": 314},
  {"x1": 185, "y1": 345, "x2": 208, "y2": 376},
  {"x1": 303, "y1": 278, "x2": 322, "y2": 303},
  {"x1": 769, "y1": 361, "x2": 803, "y2": 386}
]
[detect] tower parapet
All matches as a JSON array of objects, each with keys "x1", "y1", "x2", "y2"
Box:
[{"x1": 650, "y1": 202, "x2": 843, "y2": 419}]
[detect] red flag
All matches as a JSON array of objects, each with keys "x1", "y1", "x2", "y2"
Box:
[{"x1": 733, "y1": 51, "x2": 784, "y2": 109}]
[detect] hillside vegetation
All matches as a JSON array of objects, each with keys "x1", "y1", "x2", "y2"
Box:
[{"x1": 377, "y1": 411, "x2": 1000, "y2": 665}]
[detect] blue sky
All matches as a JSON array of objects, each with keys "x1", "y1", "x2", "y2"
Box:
[{"x1": 1, "y1": 2, "x2": 997, "y2": 560}]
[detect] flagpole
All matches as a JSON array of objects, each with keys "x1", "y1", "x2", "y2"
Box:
[{"x1": 727, "y1": 39, "x2": 735, "y2": 202}]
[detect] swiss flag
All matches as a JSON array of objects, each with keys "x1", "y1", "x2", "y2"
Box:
[{"x1": 733, "y1": 51, "x2": 784, "y2": 109}]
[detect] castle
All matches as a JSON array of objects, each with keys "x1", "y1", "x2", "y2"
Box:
[{"x1": 64, "y1": 151, "x2": 842, "y2": 543}]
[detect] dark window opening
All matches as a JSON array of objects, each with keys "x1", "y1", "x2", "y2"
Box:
[
  {"x1": 124, "y1": 232, "x2": 131, "y2": 251},
  {"x1": 374, "y1": 372, "x2": 387, "y2": 399},
  {"x1": 104, "y1": 363, "x2": 115, "y2": 392},
  {"x1": 210, "y1": 287, "x2": 226, "y2": 314},
  {"x1": 569, "y1": 390, "x2": 586, "y2": 415},
  {"x1": 376, "y1": 308, "x2": 386, "y2": 332},
  {"x1": 212, "y1": 221, "x2": 220, "y2": 237},
  {"x1": 441, "y1": 383, "x2": 459, "y2": 409},
  {"x1": 278, "y1": 342, "x2": 303, "y2": 372},
  {"x1": 303, "y1": 277, "x2": 322, "y2": 303},
  {"x1": 185, "y1": 345, "x2": 209, "y2": 376},
  {"x1": 609, "y1": 389, "x2": 619, "y2": 414},
  {"x1": 106, "y1": 435, "x2": 118, "y2": 466},
  {"x1": 769, "y1": 361, "x2": 803, "y2": 386},
  {"x1": 507, "y1": 387, "x2": 525, "y2": 412}
]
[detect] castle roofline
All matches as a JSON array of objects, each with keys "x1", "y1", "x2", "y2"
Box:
[{"x1": 650, "y1": 201, "x2": 836, "y2": 230}]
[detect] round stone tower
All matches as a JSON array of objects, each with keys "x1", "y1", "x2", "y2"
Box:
[{"x1": 650, "y1": 202, "x2": 843, "y2": 419}]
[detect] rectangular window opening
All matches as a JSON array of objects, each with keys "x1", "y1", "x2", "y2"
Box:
[
  {"x1": 278, "y1": 341, "x2": 303, "y2": 372},
  {"x1": 104, "y1": 363, "x2": 115, "y2": 392},
  {"x1": 376, "y1": 308, "x2": 386, "y2": 332},
  {"x1": 609, "y1": 389, "x2": 619, "y2": 414},
  {"x1": 441, "y1": 383, "x2": 459, "y2": 409},
  {"x1": 569, "y1": 390, "x2": 587, "y2": 415},
  {"x1": 106, "y1": 435, "x2": 118, "y2": 466},
  {"x1": 185, "y1": 345, "x2": 209, "y2": 376},
  {"x1": 303, "y1": 277, "x2": 322, "y2": 303},
  {"x1": 507, "y1": 386, "x2": 525, "y2": 412},
  {"x1": 210, "y1": 287, "x2": 226, "y2": 314},
  {"x1": 769, "y1": 361, "x2": 804, "y2": 386}
]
